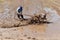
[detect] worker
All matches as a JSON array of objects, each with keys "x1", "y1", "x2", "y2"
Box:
[{"x1": 16, "y1": 6, "x2": 24, "y2": 20}]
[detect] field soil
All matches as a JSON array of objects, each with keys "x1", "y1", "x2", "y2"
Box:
[{"x1": 0, "y1": 0, "x2": 60, "y2": 40}]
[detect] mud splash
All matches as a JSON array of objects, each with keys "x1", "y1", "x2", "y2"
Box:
[{"x1": 44, "y1": 7, "x2": 60, "y2": 22}]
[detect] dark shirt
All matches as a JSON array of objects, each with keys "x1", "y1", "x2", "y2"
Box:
[{"x1": 18, "y1": 6, "x2": 23, "y2": 13}]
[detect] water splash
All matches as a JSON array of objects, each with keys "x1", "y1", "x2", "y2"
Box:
[{"x1": 44, "y1": 7, "x2": 60, "y2": 22}]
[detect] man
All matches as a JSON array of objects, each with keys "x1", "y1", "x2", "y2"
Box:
[{"x1": 17, "y1": 6, "x2": 24, "y2": 20}]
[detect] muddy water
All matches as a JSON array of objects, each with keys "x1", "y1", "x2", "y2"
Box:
[
  {"x1": 44, "y1": 7, "x2": 60, "y2": 38},
  {"x1": 0, "y1": 0, "x2": 60, "y2": 40},
  {"x1": 0, "y1": 9, "x2": 59, "y2": 40}
]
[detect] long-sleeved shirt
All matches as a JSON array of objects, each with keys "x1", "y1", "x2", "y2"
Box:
[{"x1": 16, "y1": 6, "x2": 23, "y2": 14}]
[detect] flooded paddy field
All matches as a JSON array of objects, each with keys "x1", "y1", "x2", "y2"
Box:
[{"x1": 0, "y1": 0, "x2": 60, "y2": 40}]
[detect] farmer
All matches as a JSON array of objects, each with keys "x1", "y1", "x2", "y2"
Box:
[{"x1": 16, "y1": 6, "x2": 24, "y2": 20}]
